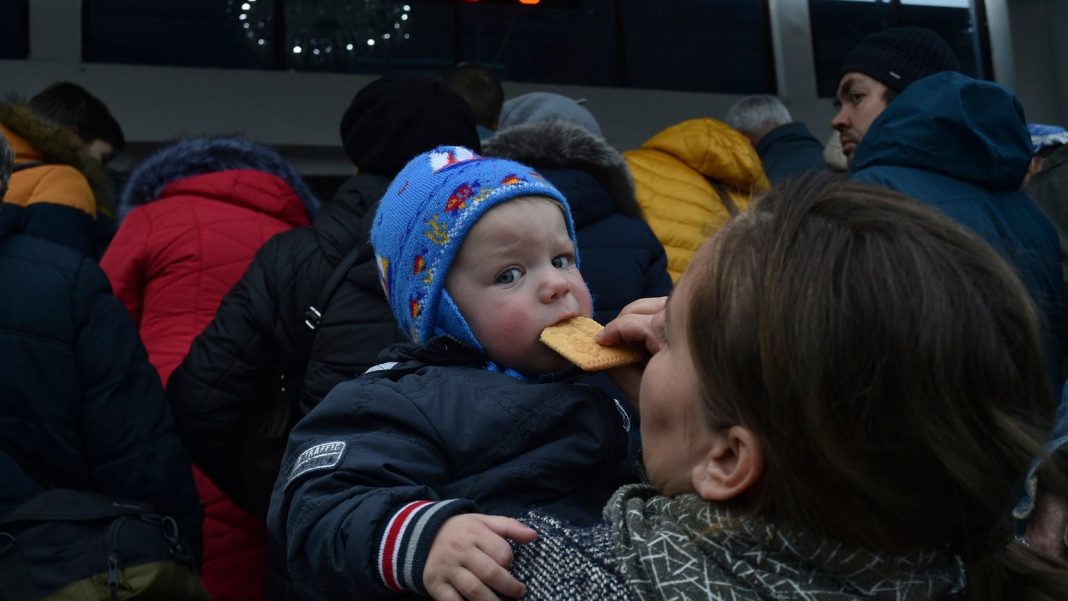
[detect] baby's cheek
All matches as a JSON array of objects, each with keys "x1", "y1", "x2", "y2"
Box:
[
  {"x1": 575, "y1": 280, "x2": 595, "y2": 316},
  {"x1": 491, "y1": 303, "x2": 539, "y2": 335}
]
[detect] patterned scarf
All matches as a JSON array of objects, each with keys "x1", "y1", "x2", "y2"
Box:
[{"x1": 608, "y1": 485, "x2": 966, "y2": 600}]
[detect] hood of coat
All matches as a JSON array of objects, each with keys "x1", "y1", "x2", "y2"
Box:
[
  {"x1": 639, "y1": 118, "x2": 770, "y2": 193},
  {"x1": 482, "y1": 120, "x2": 642, "y2": 219},
  {"x1": 145, "y1": 169, "x2": 311, "y2": 228},
  {"x1": 119, "y1": 137, "x2": 320, "y2": 219},
  {"x1": 0, "y1": 103, "x2": 114, "y2": 212},
  {"x1": 852, "y1": 72, "x2": 1032, "y2": 191}
]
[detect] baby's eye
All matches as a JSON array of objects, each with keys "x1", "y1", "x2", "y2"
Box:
[
  {"x1": 496, "y1": 267, "x2": 522, "y2": 284},
  {"x1": 552, "y1": 255, "x2": 573, "y2": 269}
]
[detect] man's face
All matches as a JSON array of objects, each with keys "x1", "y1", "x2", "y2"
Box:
[
  {"x1": 831, "y1": 72, "x2": 890, "y2": 167},
  {"x1": 84, "y1": 139, "x2": 115, "y2": 165}
]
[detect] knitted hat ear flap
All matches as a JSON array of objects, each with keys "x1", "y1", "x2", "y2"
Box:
[{"x1": 435, "y1": 290, "x2": 482, "y2": 351}]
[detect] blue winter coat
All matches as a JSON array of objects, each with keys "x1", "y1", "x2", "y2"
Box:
[
  {"x1": 755, "y1": 122, "x2": 827, "y2": 185},
  {"x1": 0, "y1": 216, "x2": 203, "y2": 562},
  {"x1": 267, "y1": 337, "x2": 636, "y2": 600},
  {"x1": 851, "y1": 72, "x2": 1065, "y2": 391}
]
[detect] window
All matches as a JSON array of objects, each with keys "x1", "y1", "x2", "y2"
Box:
[
  {"x1": 82, "y1": 0, "x2": 775, "y2": 94},
  {"x1": 84, "y1": 0, "x2": 276, "y2": 69},
  {"x1": 0, "y1": 0, "x2": 28, "y2": 59},
  {"x1": 617, "y1": 0, "x2": 773, "y2": 93},
  {"x1": 809, "y1": 0, "x2": 989, "y2": 97}
]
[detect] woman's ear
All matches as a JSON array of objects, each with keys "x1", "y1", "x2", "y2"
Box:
[{"x1": 691, "y1": 426, "x2": 764, "y2": 502}]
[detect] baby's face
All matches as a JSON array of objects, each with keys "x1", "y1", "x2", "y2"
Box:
[{"x1": 446, "y1": 196, "x2": 592, "y2": 375}]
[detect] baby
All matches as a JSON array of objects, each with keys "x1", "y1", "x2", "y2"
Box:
[{"x1": 267, "y1": 146, "x2": 637, "y2": 600}]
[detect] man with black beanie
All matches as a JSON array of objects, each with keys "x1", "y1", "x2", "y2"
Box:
[
  {"x1": 831, "y1": 26, "x2": 960, "y2": 166},
  {"x1": 166, "y1": 74, "x2": 480, "y2": 600},
  {"x1": 832, "y1": 27, "x2": 1068, "y2": 561}
]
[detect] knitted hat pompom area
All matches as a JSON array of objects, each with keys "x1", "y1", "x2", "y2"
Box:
[
  {"x1": 838, "y1": 26, "x2": 961, "y2": 93},
  {"x1": 370, "y1": 145, "x2": 576, "y2": 350}
]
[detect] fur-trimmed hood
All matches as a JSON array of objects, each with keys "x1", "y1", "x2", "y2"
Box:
[
  {"x1": 483, "y1": 120, "x2": 641, "y2": 218},
  {"x1": 0, "y1": 103, "x2": 114, "y2": 213},
  {"x1": 120, "y1": 137, "x2": 320, "y2": 219}
]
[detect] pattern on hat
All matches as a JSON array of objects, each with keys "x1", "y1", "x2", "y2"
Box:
[{"x1": 371, "y1": 145, "x2": 575, "y2": 352}]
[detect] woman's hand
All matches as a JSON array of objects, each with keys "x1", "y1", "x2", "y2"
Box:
[
  {"x1": 597, "y1": 296, "x2": 667, "y2": 409},
  {"x1": 423, "y1": 513, "x2": 538, "y2": 601}
]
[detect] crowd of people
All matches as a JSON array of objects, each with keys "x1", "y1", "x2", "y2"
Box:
[{"x1": 2, "y1": 25, "x2": 1068, "y2": 600}]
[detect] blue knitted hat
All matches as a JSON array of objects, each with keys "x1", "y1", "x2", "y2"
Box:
[
  {"x1": 371, "y1": 145, "x2": 576, "y2": 349},
  {"x1": 1028, "y1": 123, "x2": 1068, "y2": 153}
]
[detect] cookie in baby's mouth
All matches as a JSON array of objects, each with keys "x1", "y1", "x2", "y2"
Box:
[{"x1": 539, "y1": 316, "x2": 644, "y2": 372}]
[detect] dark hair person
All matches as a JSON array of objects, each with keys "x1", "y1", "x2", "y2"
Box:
[{"x1": 510, "y1": 174, "x2": 1068, "y2": 600}]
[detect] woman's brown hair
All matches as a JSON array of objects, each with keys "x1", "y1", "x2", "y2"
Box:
[{"x1": 687, "y1": 173, "x2": 1067, "y2": 598}]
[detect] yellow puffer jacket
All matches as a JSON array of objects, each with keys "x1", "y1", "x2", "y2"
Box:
[{"x1": 625, "y1": 118, "x2": 769, "y2": 281}]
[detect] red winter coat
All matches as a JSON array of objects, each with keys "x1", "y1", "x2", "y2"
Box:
[{"x1": 102, "y1": 168, "x2": 311, "y2": 601}]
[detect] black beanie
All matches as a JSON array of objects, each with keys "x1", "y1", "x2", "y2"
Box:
[
  {"x1": 838, "y1": 26, "x2": 961, "y2": 94},
  {"x1": 339, "y1": 74, "x2": 481, "y2": 177}
]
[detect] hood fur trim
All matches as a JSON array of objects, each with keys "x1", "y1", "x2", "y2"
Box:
[
  {"x1": 0, "y1": 103, "x2": 114, "y2": 214},
  {"x1": 483, "y1": 120, "x2": 641, "y2": 218},
  {"x1": 120, "y1": 137, "x2": 320, "y2": 219}
]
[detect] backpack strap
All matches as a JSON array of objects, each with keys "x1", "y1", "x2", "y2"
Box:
[{"x1": 304, "y1": 243, "x2": 365, "y2": 331}]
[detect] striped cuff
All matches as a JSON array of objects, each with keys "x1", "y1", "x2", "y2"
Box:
[{"x1": 377, "y1": 499, "x2": 472, "y2": 594}]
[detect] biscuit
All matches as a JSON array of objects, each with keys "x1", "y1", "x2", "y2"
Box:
[{"x1": 540, "y1": 316, "x2": 644, "y2": 372}]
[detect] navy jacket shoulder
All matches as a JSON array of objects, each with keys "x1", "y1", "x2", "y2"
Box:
[
  {"x1": 0, "y1": 224, "x2": 202, "y2": 560},
  {"x1": 755, "y1": 122, "x2": 827, "y2": 185}
]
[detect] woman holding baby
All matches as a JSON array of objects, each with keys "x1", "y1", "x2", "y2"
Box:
[{"x1": 502, "y1": 174, "x2": 1068, "y2": 601}]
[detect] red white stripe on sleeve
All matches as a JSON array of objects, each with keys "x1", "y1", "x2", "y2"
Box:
[
  {"x1": 377, "y1": 499, "x2": 466, "y2": 593},
  {"x1": 379, "y1": 500, "x2": 432, "y2": 592}
]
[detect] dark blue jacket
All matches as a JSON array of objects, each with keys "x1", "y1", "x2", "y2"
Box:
[
  {"x1": 267, "y1": 338, "x2": 636, "y2": 599},
  {"x1": 851, "y1": 72, "x2": 1065, "y2": 390},
  {"x1": 483, "y1": 120, "x2": 672, "y2": 323},
  {"x1": 755, "y1": 122, "x2": 827, "y2": 185},
  {"x1": 0, "y1": 216, "x2": 203, "y2": 562}
]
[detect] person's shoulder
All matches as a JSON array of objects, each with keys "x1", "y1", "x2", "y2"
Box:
[
  {"x1": 0, "y1": 230, "x2": 85, "y2": 274},
  {"x1": 18, "y1": 164, "x2": 95, "y2": 212},
  {"x1": 246, "y1": 223, "x2": 321, "y2": 278}
]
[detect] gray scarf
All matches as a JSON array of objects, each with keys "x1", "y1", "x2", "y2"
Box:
[{"x1": 608, "y1": 485, "x2": 966, "y2": 600}]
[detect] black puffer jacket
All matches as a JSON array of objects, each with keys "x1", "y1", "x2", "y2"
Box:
[
  {"x1": 167, "y1": 173, "x2": 403, "y2": 516},
  {"x1": 0, "y1": 216, "x2": 202, "y2": 562},
  {"x1": 483, "y1": 120, "x2": 672, "y2": 322}
]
